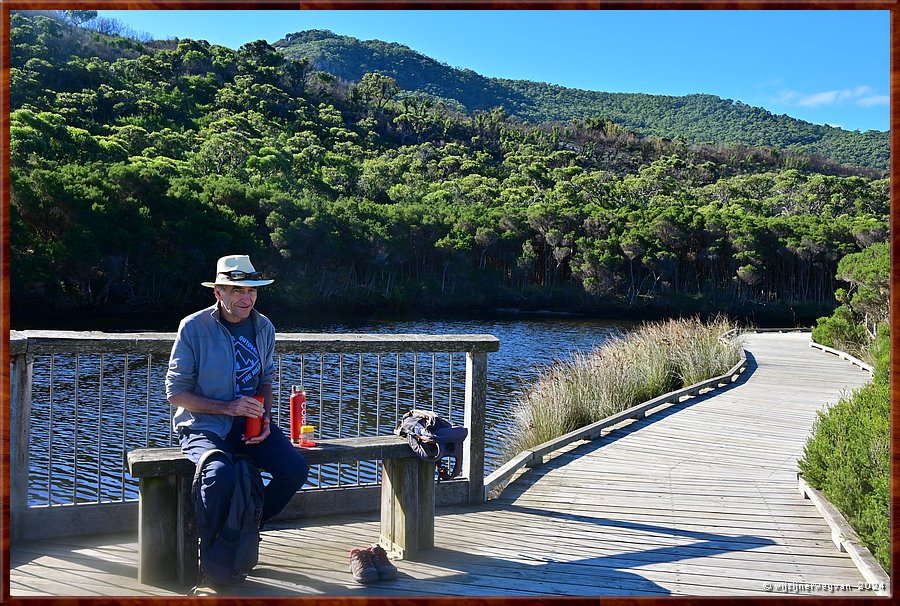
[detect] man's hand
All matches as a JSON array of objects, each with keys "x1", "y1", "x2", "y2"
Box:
[
  {"x1": 243, "y1": 414, "x2": 271, "y2": 445},
  {"x1": 229, "y1": 395, "x2": 265, "y2": 419}
]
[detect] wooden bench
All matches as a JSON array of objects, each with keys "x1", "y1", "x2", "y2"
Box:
[{"x1": 127, "y1": 435, "x2": 435, "y2": 586}]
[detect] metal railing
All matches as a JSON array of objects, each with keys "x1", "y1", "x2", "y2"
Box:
[{"x1": 9, "y1": 330, "x2": 499, "y2": 541}]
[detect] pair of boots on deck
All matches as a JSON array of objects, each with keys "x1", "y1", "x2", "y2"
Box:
[{"x1": 349, "y1": 544, "x2": 399, "y2": 583}]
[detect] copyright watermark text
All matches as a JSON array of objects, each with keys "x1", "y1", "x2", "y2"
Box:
[{"x1": 763, "y1": 581, "x2": 887, "y2": 594}]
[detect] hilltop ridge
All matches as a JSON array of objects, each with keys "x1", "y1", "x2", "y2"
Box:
[{"x1": 275, "y1": 29, "x2": 888, "y2": 172}]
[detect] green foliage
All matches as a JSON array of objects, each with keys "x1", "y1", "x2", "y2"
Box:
[
  {"x1": 798, "y1": 376, "x2": 889, "y2": 570},
  {"x1": 802, "y1": 242, "x2": 890, "y2": 572},
  {"x1": 811, "y1": 242, "x2": 889, "y2": 358},
  {"x1": 276, "y1": 30, "x2": 888, "y2": 172},
  {"x1": 8, "y1": 12, "x2": 891, "y2": 320},
  {"x1": 811, "y1": 309, "x2": 865, "y2": 351},
  {"x1": 868, "y1": 326, "x2": 890, "y2": 382}
]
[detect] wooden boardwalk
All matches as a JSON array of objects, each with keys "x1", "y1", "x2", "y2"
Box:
[{"x1": 10, "y1": 332, "x2": 877, "y2": 597}]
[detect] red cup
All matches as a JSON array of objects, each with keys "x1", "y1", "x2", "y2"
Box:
[{"x1": 245, "y1": 395, "x2": 265, "y2": 439}]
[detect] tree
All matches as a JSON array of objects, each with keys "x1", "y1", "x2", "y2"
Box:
[
  {"x1": 62, "y1": 10, "x2": 98, "y2": 26},
  {"x1": 354, "y1": 72, "x2": 399, "y2": 115}
]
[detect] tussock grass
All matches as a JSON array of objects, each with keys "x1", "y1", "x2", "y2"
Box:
[{"x1": 501, "y1": 316, "x2": 742, "y2": 459}]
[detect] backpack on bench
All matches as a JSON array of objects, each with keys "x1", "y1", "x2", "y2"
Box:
[
  {"x1": 191, "y1": 449, "x2": 264, "y2": 586},
  {"x1": 396, "y1": 409, "x2": 468, "y2": 481}
]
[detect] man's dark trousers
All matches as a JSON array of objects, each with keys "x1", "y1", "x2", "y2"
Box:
[{"x1": 180, "y1": 420, "x2": 309, "y2": 531}]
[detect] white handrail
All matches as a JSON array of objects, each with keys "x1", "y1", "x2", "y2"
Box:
[{"x1": 808, "y1": 340, "x2": 874, "y2": 375}]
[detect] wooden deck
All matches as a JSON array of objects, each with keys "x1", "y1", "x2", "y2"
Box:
[{"x1": 10, "y1": 332, "x2": 878, "y2": 597}]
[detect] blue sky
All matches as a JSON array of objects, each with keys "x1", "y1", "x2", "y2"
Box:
[{"x1": 97, "y1": 9, "x2": 889, "y2": 133}]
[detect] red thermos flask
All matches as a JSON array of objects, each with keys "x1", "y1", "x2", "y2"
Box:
[
  {"x1": 290, "y1": 386, "x2": 306, "y2": 443},
  {"x1": 245, "y1": 395, "x2": 264, "y2": 439}
]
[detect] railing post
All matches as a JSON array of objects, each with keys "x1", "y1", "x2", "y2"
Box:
[
  {"x1": 10, "y1": 334, "x2": 33, "y2": 543},
  {"x1": 463, "y1": 350, "x2": 487, "y2": 504}
]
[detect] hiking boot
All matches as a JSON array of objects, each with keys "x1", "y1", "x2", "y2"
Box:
[
  {"x1": 368, "y1": 544, "x2": 398, "y2": 580},
  {"x1": 369, "y1": 543, "x2": 397, "y2": 581},
  {"x1": 349, "y1": 547, "x2": 379, "y2": 584},
  {"x1": 187, "y1": 583, "x2": 217, "y2": 596}
]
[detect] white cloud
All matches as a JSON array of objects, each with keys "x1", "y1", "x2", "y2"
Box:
[
  {"x1": 775, "y1": 85, "x2": 886, "y2": 108},
  {"x1": 797, "y1": 90, "x2": 848, "y2": 107}
]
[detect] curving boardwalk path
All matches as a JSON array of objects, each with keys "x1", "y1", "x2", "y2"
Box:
[{"x1": 10, "y1": 332, "x2": 877, "y2": 597}]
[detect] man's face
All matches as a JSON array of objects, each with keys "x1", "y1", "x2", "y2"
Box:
[{"x1": 215, "y1": 285, "x2": 258, "y2": 323}]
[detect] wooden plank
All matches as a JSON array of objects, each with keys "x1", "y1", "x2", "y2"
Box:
[
  {"x1": 10, "y1": 351, "x2": 33, "y2": 543},
  {"x1": 483, "y1": 450, "x2": 534, "y2": 496},
  {"x1": 21, "y1": 502, "x2": 138, "y2": 542},
  {"x1": 276, "y1": 332, "x2": 501, "y2": 354},
  {"x1": 484, "y1": 349, "x2": 748, "y2": 498},
  {"x1": 808, "y1": 340, "x2": 874, "y2": 375},
  {"x1": 9, "y1": 330, "x2": 29, "y2": 355},
  {"x1": 176, "y1": 474, "x2": 198, "y2": 586},
  {"x1": 128, "y1": 435, "x2": 422, "y2": 478},
  {"x1": 417, "y1": 460, "x2": 436, "y2": 551},
  {"x1": 380, "y1": 457, "x2": 423, "y2": 558}
]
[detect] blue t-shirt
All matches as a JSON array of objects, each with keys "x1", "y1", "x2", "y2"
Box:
[{"x1": 223, "y1": 317, "x2": 260, "y2": 397}]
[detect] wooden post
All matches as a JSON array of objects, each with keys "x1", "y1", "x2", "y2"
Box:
[
  {"x1": 137, "y1": 475, "x2": 178, "y2": 585},
  {"x1": 416, "y1": 460, "x2": 435, "y2": 551},
  {"x1": 176, "y1": 474, "x2": 199, "y2": 586},
  {"x1": 463, "y1": 351, "x2": 487, "y2": 504},
  {"x1": 10, "y1": 350, "x2": 33, "y2": 543},
  {"x1": 379, "y1": 457, "x2": 422, "y2": 559},
  {"x1": 378, "y1": 457, "x2": 435, "y2": 559}
]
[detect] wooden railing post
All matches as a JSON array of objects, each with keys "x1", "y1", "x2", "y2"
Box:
[
  {"x1": 463, "y1": 350, "x2": 487, "y2": 504},
  {"x1": 10, "y1": 333, "x2": 33, "y2": 543}
]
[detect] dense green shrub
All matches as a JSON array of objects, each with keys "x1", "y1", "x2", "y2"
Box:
[
  {"x1": 812, "y1": 242, "x2": 889, "y2": 361},
  {"x1": 811, "y1": 308, "x2": 866, "y2": 354},
  {"x1": 803, "y1": 240, "x2": 889, "y2": 571},
  {"x1": 869, "y1": 326, "x2": 890, "y2": 380},
  {"x1": 798, "y1": 364, "x2": 889, "y2": 570}
]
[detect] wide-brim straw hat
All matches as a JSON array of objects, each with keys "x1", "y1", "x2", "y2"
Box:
[{"x1": 201, "y1": 254, "x2": 275, "y2": 288}]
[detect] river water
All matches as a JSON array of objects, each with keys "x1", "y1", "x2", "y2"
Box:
[
  {"x1": 279, "y1": 314, "x2": 631, "y2": 450},
  {"x1": 25, "y1": 314, "x2": 631, "y2": 505}
]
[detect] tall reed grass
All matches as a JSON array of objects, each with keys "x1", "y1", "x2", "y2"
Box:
[{"x1": 501, "y1": 317, "x2": 743, "y2": 459}]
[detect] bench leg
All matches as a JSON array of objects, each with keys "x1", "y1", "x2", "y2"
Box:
[
  {"x1": 137, "y1": 476, "x2": 178, "y2": 585},
  {"x1": 417, "y1": 460, "x2": 435, "y2": 551},
  {"x1": 177, "y1": 474, "x2": 199, "y2": 586},
  {"x1": 379, "y1": 458, "x2": 434, "y2": 559},
  {"x1": 137, "y1": 474, "x2": 197, "y2": 587}
]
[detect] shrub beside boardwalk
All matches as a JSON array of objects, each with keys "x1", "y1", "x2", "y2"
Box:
[
  {"x1": 799, "y1": 345, "x2": 889, "y2": 571},
  {"x1": 799, "y1": 241, "x2": 889, "y2": 572}
]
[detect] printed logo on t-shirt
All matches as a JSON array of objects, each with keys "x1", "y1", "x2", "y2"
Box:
[{"x1": 232, "y1": 334, "x2": 260, "y2": 396}]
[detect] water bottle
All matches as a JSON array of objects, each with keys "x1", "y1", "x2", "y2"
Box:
[
  {"x1": 245, "y1": 395, "x2": 264, "y2": 439},
  {"x1": 289, "y1": 386, "x2": 306, "y2": 443}
]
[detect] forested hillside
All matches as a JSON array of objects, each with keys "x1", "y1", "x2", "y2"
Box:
[
  {"x1": 9, "y1": 12, "x2": 889, "y2": 324},
  {"x1": 275, "y1": 30, "x2": 889, "y2": 172}
]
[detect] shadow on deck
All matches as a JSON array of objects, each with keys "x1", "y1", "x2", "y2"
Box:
[{"x1": 10, "y1": 498, "x2": 778, "y2": 598}]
